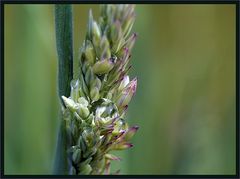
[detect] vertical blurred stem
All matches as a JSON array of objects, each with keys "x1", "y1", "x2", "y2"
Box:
[
  {"x1": 53, "y1": 4, "x2": 73, "y2": 174},
  {"x1": 55, "y1": 4, "x2": 73, "y2": 100}
]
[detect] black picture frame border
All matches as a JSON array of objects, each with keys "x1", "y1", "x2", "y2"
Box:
[{"x1": 0, "y1": 0, "x2": 239, "y2": 178}]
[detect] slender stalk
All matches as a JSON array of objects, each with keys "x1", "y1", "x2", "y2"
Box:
[
  {"x1": 55, "y1": 4, "x2": 73, "y2": 101},
  {"x1": 53, "y1": 4, "x2": 73, "y2": 174}
]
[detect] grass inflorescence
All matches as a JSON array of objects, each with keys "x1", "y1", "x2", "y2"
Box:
[{"x1": 60, "y1": 4, "x2": 138, "y2": 175}]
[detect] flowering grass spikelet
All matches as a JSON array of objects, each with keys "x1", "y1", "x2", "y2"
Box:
[{"x1": 61, "y1": 4, "x2": 138, "y2": 175}]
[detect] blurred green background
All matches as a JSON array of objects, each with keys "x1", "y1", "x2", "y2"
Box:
[{"x1": 4, "y1": 4, "x2": 236, "y2": 175}]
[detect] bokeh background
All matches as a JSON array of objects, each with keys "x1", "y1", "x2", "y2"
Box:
[{"x1": 4, "y1": 4, "x2": 236, "y2": 175}]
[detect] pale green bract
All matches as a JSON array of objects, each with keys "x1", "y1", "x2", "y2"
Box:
[{"x1": 61, "y1": 4, "x2": 138, "y2": 175}]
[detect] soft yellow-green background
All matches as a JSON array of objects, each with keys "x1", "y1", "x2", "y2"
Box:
[{"x1": 4, "y1": 4, "x2": 236, "y2": 175}]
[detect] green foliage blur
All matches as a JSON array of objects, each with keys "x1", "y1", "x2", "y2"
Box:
[{"x1": 4, "y1": 4, "x2": 236, "y2": 175}]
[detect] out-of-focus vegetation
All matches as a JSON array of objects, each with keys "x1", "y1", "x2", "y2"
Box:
[{"x1": 4, "y1": 4, "x2": 236, "y2": 175}]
